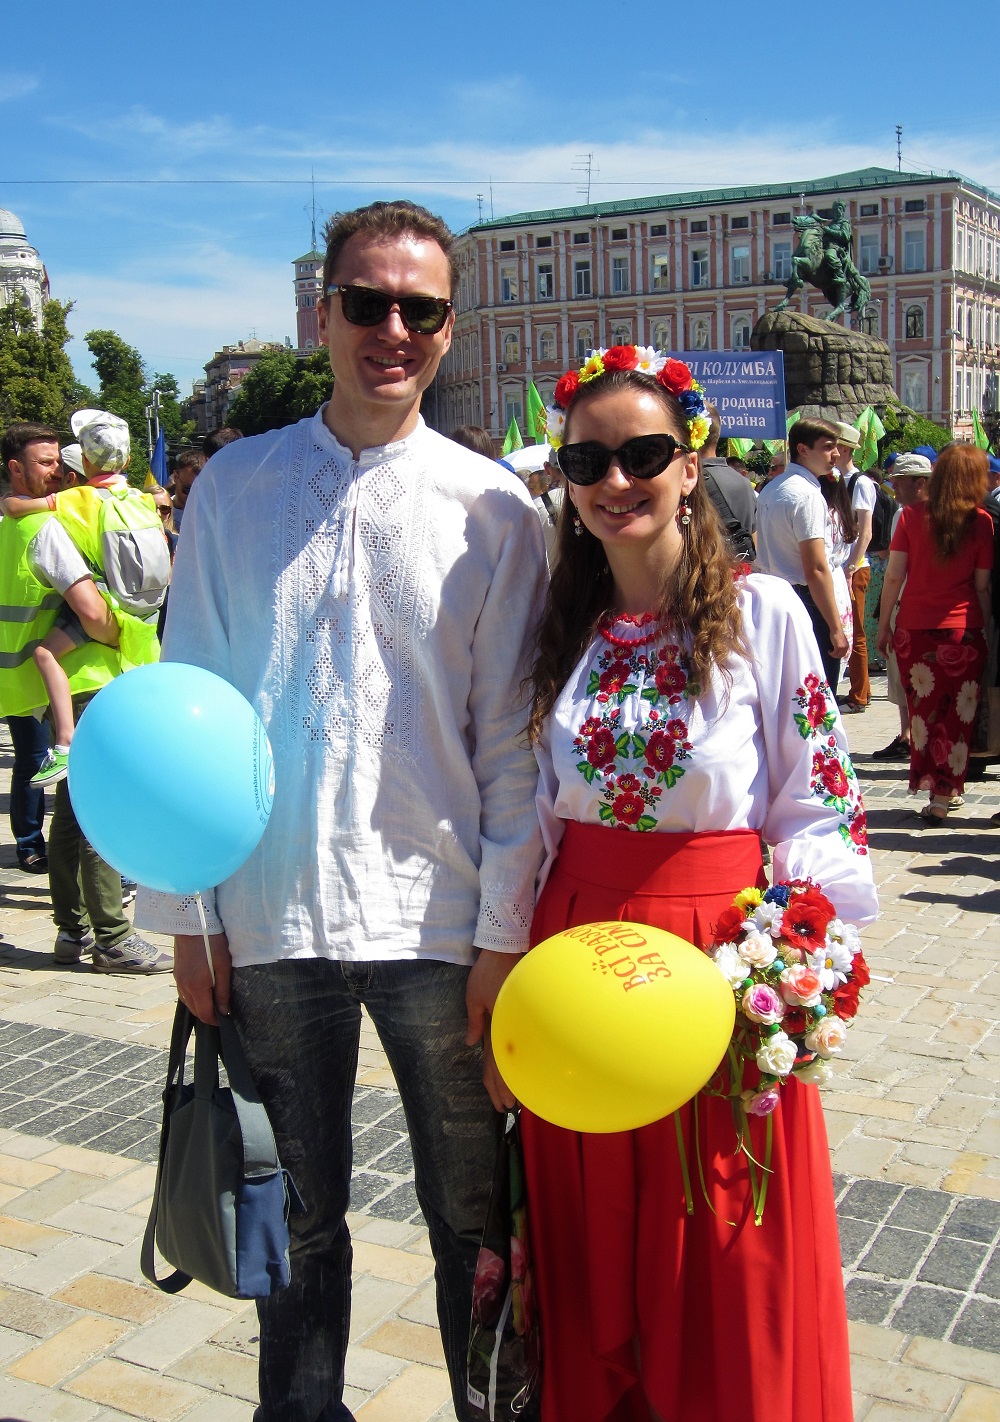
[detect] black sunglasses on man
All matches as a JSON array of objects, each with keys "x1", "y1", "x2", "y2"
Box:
[{"x1": 326, "y1": 283, "x2": 453, "y2": 336}]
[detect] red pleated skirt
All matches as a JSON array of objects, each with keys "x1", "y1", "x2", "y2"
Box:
[{"x1": 520, "y1": 822, "x2": 852, "y2": 1422}]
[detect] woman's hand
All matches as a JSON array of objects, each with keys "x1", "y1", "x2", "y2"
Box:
[
  {"x1": 466, "y1": 948, "x2": 521, "y2": 1112},
  {"x1": 876, "y1": 624, "x2": 893, "y2": 656}
]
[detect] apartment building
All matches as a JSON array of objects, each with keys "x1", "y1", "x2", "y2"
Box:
[{"x1": 432, "y1": 167, "x2": 1000, "y2": 440}]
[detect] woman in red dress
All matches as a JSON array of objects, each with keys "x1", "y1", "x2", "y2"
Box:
[
  {"x1": 519, "y1": 349, "x2": 878, "y2": 1422},
  {"x1": 876, "y1": 443, "x2": 993, "y2": 825}
]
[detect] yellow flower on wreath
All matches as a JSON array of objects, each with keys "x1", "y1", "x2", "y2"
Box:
[
  {"x1": 734, "y1": 887, "x2": 764, "y2": 913},
  {"x1": 688, "y1": 414, "x2": 711, "y2": 450},
  {"x1": 578, "y1": 353, "x2": 605, "y2": 384}
]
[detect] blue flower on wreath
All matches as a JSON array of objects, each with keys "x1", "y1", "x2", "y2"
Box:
[
  {"x1": 763, "y1": 884, "x2": 791, "y2": 906},
  {"x1": 677, "y1": 389, "x2": 705, "y2": 419}
]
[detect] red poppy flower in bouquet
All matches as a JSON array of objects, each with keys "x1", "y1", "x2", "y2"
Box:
[
  {"x1": 712, "y1": 903, "x2": 747, "y2": 944},
  {"x1": 781, "y1": 901, "x2": 831, "y2": 952}
]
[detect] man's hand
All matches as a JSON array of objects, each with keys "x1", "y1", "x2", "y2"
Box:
[
  {"x1": 465, "y1": 948, "x2": 522, "y2": 1112},
  {"x1": 830, "y1": 626, "x2": 849, "y2": 661},
  {"x1": 174, "y1": 932, "x2": 232, "y2": 1025}
]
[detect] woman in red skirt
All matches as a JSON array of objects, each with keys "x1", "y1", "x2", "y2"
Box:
[
  {"x1": 520, "y1": 350, "x2": 878, "y2": 1422},
  {"x1": 876, "y1": 443, "x2": 993, "y2": 826}
]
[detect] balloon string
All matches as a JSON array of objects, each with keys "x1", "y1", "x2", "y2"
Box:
[
  {"x1": 194, "y1": 892, "x2": 216, "y2": 989},
  {"x1": 673, "y1": 1112, "x2": 694, "y2": 1216}
]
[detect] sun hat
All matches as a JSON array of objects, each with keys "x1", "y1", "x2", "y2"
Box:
[
  {"x1": 892, "y1": 453, "x2": 933, "y2": 478},
  {"x1": 833, "y1": 421, "x2": 862, "y2": 449},
  {"x1": 60, "y1": 443, "x2": 85, "y2": 478},
  {"x1": 70, "y1": 409, "x2": 131, "y2": 473}
]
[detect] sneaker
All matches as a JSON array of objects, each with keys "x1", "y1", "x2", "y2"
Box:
[
  {"x1": 91, "y1": 932, "x2": 172, "y2": 975},
  {"x1": 54, "y1": 928, "x2": 96, "y2": 965},
  {"x1": 30, "y1": 749, "x2": 69, "y2": 786},
  {"x1": 872, "y1": 736, "x2": 911, "y2": 761},
  {"x1": 121, "y1": 878, "x2": 137, "y2": 908}
]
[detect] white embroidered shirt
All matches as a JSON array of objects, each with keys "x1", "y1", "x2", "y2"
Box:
[{"x1": 136, "y1": 410, "x2": 547, "y2": 967}]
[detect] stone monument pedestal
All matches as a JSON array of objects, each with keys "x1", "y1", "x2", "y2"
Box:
[{"x1": 752, "y1": 309, "x2": 896, "y2": 421}]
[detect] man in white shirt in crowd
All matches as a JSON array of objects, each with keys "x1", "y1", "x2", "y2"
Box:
[
  {"x1": 137, "y1": 201, "x2": 546, "y2": 1422},
  {"x1": 834, "y1": 422, "x2": 877, "y2": 713},
  {"x1": 756, "y1": 417, "x2": 849, "y2": 690}
]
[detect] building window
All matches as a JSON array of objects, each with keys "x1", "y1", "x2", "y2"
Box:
[
  {"x1": 967, "y1": 233, "x2": 975, "y2": 270},
  {"x1": 955, "y1": 304, "x2": 963, "y2": 338},
  {"x1": 860, "y1": 304, "x2": 880, "y2": 336},
  {"x1": 537, "y1": 263, "x2": 554, "y2": 299},
  {"x1": 904, "y1": 199, "x2": 926, "y2": 213},
  {"x1": 499, "y1": 239, "x2": 515, "y2": 252},
  {"x1": 536, "y1": 234, "x2": 552, "y2": 248},
  {"x1": 859, "y1": 234, "x2": 879, "y2": 275},
  {"x1": 574, "y1": 261, "x2": 592, "y2": 297},
  {"x1": 690, "y1": 316, "x2": 710, "y2": 350},
  {"x1": 772, "y1": 211, "x2": 791, "y2": 226},
  {"x1": 504, "y1": 393, "x2": 523, "y2": 428},
  {"x1": 732, "y1": 317, "x2": 752, "y2": 350},
  {"x1": 611, "y1": 227, "x2": 627, "y2": 241},
  {"x1": 537, "y1": 329, "x2": 555, "y2": 362},
  {"x1": 611, "y1": 255, "x2": 630, "y2": 293},
  {"x1": 905, "y1": 304, "x2": 925, "y2": 339},
  {"x1": 731, "y1": 245, "x2": 751, "y2": 283},
  {"x1": 903, "y1": 230, "x2": 926, "y2": 272},
  {"x1": 651, "y1": 253, "x2": 670, "y2": 290},
  {"x1": 612, "y1": 323, "x2": 631, "y2": 346},
  {"x1": 966, "y1": 370, "x2": 972, "y2": 411},
  {"x1": 860, "y1": 202, "x2": 878, "y2": 217},
  {"x1": 772, "y1": 242, "x2": 792, "y2": 281},
  {"x1": 503, "y1": 332, "x2": 520, "y2": 363},
  {"x1": 731, "y1": 215, "x2": 749, "y2": 229},
  {"x1": 500, "y1": 267, "x2": 518, "y2": 302},
  {"x1": 691, "y1": 219, "x2": 708, "y2": 233},
  {"x1": 901, "y1": 366, "x2": 926, "y2": 411},
  {"x1": 956, "y1": 370, "x2": 963, "y2": 410},
  {"x1": 575, "y1": 326, "x2": 594, "y2": 359},
  {"x1": 691, "y1": 248, "x2": 709, "y2": 287},
  {"x1": 652, "y1": 320, "x2": 670, "y2": 351},
  {"x1": 650, "y1": 223, "x2": 667, "y2": 237},
  {"x1": 573, "y1": 232, "x2": 590, "y2": 245}
]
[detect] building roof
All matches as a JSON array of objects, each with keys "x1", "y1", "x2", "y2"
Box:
[
  {"x1": 293, "y1": 249, "x2": 324, "y2": 264},
  {"x1": 467, "y1": 166, "x2": 1000, "y2": 232},
  {"x1": 0, "y1": 208, "x2": 27, "y2": 240}
]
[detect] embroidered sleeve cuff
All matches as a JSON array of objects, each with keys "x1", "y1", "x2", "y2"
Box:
[
  {"x1": 134, "y1": 886, "x2": 224, "y2": 937},
  {"x1": 474, "y1": 883, "x2": 533, "y2": 954}
]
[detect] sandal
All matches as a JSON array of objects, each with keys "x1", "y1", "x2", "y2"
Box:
[{"x1": 917, "y1": 803, "x2": 952, "y2": 826}]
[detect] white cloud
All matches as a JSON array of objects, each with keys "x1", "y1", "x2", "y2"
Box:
[{"x1": 0, "y1": 73, "x2": 38, "y2": 103}]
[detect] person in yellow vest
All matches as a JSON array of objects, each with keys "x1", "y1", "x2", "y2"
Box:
[
  {"x1": 0, "y1": 422, "x2": 171, "y2": 974},
  {"x1": 1, "y1": 410, "x2": 162, "y2": 786}
]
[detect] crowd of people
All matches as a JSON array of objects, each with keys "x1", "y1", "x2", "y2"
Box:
[{"x1": 0, "y1": 196, "x2": 996, "y2": 1422}]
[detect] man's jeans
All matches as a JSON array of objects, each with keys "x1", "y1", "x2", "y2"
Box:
[
  {"x1": 48, "y1": 779, "x2": 131, "y2": 948},
  {"x1": 5, "y1": 715, "x2": 49, "y2": 861},
  {"x1": 230, "y1": 957, "x2": 503, "y2": 1422},
  {"x1": 794, "y1": 583, "x2": 842, "y2": 696}
]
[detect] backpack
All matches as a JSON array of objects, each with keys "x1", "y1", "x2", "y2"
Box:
[
  {"x1": 849, "y1": 472, "x2": 897, "y2": 555},
  {"x1": 94, "y1": 487, "x2": 171, "y2": 618}
]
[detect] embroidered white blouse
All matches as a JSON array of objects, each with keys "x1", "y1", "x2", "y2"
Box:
[
  {"x1": 534, "y1": 575, "x2": 878, "y2": 927},
  {"x1": 136, "y1": 410, "x2": 547, "y2": 968}
]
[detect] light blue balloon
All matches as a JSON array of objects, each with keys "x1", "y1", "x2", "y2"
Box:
[{"x1": 68, "y1": 663, "x2": 274, "y2": 894}]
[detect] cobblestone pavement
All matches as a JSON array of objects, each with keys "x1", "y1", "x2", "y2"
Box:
[{"x1": 0, "y1": 679, "x2": 998, "y2": 1421}]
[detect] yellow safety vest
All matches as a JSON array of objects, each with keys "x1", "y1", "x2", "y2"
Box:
[{"x1": 0, "y1": 512, "x2": 120, "y2": 719}]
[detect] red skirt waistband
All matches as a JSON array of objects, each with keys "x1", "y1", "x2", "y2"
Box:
[{"x1": 554, "y1": 822, "x2": 763, "y2": 897}]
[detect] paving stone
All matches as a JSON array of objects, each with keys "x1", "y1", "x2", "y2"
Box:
[
  {"x1": 950, "y1": 1298, "x2": 1000, "y2": 1354},
  {"x1": 352, "y1": 1240, "x2": 434, "y2": 1287},
  {"x1": 344, "y1": 1345, "x2": 406, "y2": 1392},
  {"x1": 903, "y1": 1335, "x2": 1000, "y2": 1389},
  {"x1": 890, "y1": 1285, "x2": 965, "y2": 1339},
  {"x1": 949, "y1": 1383, "x2": 1000, "y2": 1419},
  {"x1": 0, "y1": 1215, "x2": 69, "y2": 1254},
  {"x1": 846, "y1": 1278, "x2": 905, "y2": 1326},
  {"x1": 53, "y1": 1275, "x2": 171, "y2": 1325},
  {"x1": 0, "y1": 1373, "x2": 102, "y2": 1419},
  {"x1": 6, "y1": 1171, "x2": 103, "y2": 1222},
  {"x1": 36, "y1": 1146, "x2": 133, "y2": 1179},
  {"x1": 945, "y1": 1197, "x2": 1000, "y2": 1244},
  {"x1": 0, "y1": 1153, "x2": 59, "y2": 1189},
  {"x1": 839, "y1": 1215, "x2": 879, "y2": 1269},
  {"x1": 114, "y1": 1301, "x2": 233, "y2": 1370},
  {"x1": 177, "y1": 1397, "x2": 256, "y2": 1422},
  {"x1": 886, "y1": 1188, "x2": 954, "y2": 1233},
  {"x1": 6, "y1": 1314, "x2": 131, "y2": 1387},
  {"x1": 371, "y1": 1181, "x2": 421, "y2": 1223},
  {"x1": 353, "y1": 1127, "x2": 406, "y2": 1169},
  {"x1": 977, "y1": 1252, "x2": 1000, "y2": 1301},
  {"x1": 209, "y1": 1312, "x2": 260, "y2": 1355},
  {"x1": 918, "y1": 1237, "x2": 989, "y2": 1290},
  {"x1": 858, "y1": 1226, "x2": 932, "y2": 1279},
  {"x1": 0, "y1": 1287, "x2": 80, "y2": 1338},
  {"x1": 4, "y1": 1235, "x2": 120, "y2": 1294},
  {"x1": 65, "y1": 1357, "x2": 205, "y2": 1419},
  {"x1": 353, "y1": 1362, "x2": 453, "y2": 1420},
  {"x1": 168, "y1": 1343, "x2": 259, "y2": 1401},
  {"x1": 839, "y1": 1179, "x2": 904, "y2": 1223},
  {"x1": 363, "y1": 1318, "x2": 446, "y2": 1367}
]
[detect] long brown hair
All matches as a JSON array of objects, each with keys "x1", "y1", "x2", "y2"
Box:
[
  {"x1": 818, "y1": 472, "x2": 858, "y2": 544},
  {"x1": 926, "y1": 444, "x2": 988, "y2": 558},
  {"x1": 527, "y1": 370, "x2": 747, "y2": 743}
]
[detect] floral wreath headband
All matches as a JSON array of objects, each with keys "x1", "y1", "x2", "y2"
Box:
[{"x1": 545, "y1": 347, "x2": 711, "y2": 453}]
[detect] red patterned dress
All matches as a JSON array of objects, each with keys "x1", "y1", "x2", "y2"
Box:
[{"x1": 522, "y1": 574, "x2": 878, "y2": 1422}]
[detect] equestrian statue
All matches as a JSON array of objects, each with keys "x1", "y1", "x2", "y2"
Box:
[{"x1": 774, "y1": 200, "x2": 871, "y2": 322}]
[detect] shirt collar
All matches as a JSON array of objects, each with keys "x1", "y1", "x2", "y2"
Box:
[
  {"x1": 783, "y1": 461, "x2": 822, "y2": 489},
  {"x1": 312, "y1": 406, "x2": 428, "y2": 468}
]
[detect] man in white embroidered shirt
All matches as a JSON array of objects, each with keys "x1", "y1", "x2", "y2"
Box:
[{"x1": 137, "y1": 202, "x2": 546, "y2": 1422}]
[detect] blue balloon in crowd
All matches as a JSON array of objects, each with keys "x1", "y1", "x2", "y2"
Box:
[{"x1": 69, "y1": 663, "x2": 274, "y2": 894}]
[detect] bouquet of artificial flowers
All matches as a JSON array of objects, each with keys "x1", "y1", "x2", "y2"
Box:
[{"x1": 710, "y1": 879, "x2": 870, "y2": 1117}]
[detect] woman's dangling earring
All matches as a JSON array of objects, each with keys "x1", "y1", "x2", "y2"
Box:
[
  {"x1": 573, "y1": 512, "x2": 583, "y2": 537},
  {"x1": 678, "y1": 496, "x2": 692, "y2": 528}
]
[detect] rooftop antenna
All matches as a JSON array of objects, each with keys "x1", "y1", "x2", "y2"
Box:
[
  {"x1": 489, "y1": 179, "x2": 494, "y2": 221},
  {"x1": 476, "y1": 193, "x2": 484, "y2": 223},
  {"x1": 896, "y1": 125, "x2": 902, "y2": 173},
  {"x1": 310, "y1": 169, "x2": 318, "y2": 250},
  {"x1": 573, "y1": 153, "x2": 598, "y2": 204}
]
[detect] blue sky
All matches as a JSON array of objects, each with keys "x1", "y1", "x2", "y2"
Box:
[{"x1": 4, "y1": 0, "x2": 999, "y2": 397}]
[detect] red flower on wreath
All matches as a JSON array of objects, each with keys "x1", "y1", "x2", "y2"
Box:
[
  {"x1": 602, "y1": 345, "x2": 640, "y2": 372},
  {"x1": 850, "y1": 951, "x2": 871, "y2": 988},
  {"x1": 781, "y1": 902, "x2": 830, "y2": 952},
  {"x1": 712, "y1": 904, "x2": 747, "y2": 943},
  {"x1": 644, "y1": 730, "x2": 676, "y2": 772},
  {"x1": 657, "y1": 358, "x2": 695, "y2": 395},
  {"x1": 831, "y1": 981, "x2": 861, "y2": 1019},
  {"x1": 795, "y1": 886, "x2": 837, "y2": 925},
  {"x1": 613, "y1": 791, "x2": 645, "y2": 825},
  {"x1": 587, "y1": 727, "x2": 618, "y2": 769},
  {"x1": 598, "y1": 658, "x2": 633, "y2": 696},
  {"x1": 554, "y1": 370, "x2": 580, "y2": 407}
]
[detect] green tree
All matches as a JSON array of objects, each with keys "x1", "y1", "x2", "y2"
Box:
[
  {"x1": 878, "y1": 404, "x2": 952, "y2": 463},
  {"x1": 0, "y1": 295, "x2": 79, "y2": 437},
  {"x1": 228, "y1": 349, "x2": 334, "y2": 435},
  {"x1": 83, "y1": 332, "x2": 193, "y2": 485}
]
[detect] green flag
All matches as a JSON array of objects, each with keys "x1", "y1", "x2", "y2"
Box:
[
  {"x1": 786, "y1": 409, "x2": 801, "y2": 435},
  {"x1": 526, "y1": 382, "x2": 547, "y2": 444},
  {"x1": 972, "y1": 409, "x2": 991, "y2": 451},
  {"x1": 727, "y1": 437, "x2": 754, "y2": 460},
  {"x1": 502, "y1": 417, "x2": 524, "y2": 456},
  {"x1": 763, "y1": 439, "x2": 785, "y2": 457},
  {"x1": 853, "y1": 406, "x2": 886, "y2": 472}
]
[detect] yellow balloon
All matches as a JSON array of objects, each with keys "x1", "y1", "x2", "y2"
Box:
[{"x1": 492, "y1": 921, "x2": 736, "y2": 1133}]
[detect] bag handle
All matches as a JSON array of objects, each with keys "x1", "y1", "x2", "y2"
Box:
[{"x1": 141, "y1": 1001, "x2": 197, "y2": 1293}]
